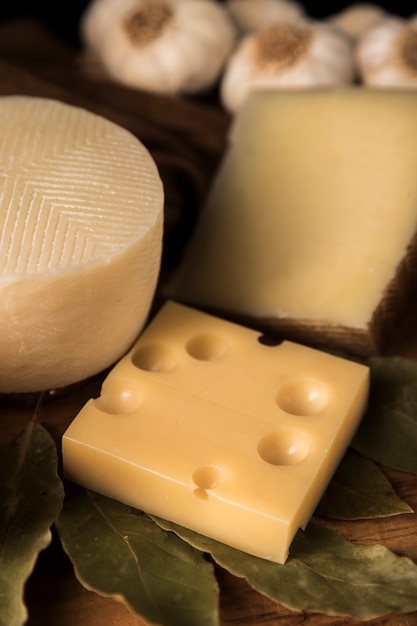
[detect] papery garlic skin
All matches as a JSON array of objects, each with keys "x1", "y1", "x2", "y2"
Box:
[
  {"x1": 329, "y1": 3, "x2": 388, "y2": 41},
  {"x1": 220, "y1": 21, "x2": 354, "y2": 113},
  {"x1": 81, "y1": 0, "x2": 237, "y2": 94},
  {"x1": 226, "y1": 0, "x2": 305, "y2": 34},
  {"x1": 356, "y1": 16, "x2": 417, "y2": 88}
]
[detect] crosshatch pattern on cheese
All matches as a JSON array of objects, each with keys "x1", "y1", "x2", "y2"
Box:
[
  {"x1": 62, "y1": 301, "x2": 370, "y2": 564},
  {"x1": 0, "y1": 96, "x2": 162, "y2": 274}
]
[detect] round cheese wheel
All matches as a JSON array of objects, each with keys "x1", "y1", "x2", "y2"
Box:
[{"x1": 0, "y1": 96, "x2": 163, "y2": 393}]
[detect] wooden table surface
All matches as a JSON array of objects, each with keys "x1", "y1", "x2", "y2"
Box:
[{"x1": 2, "y1": 345, "x2": 417, "y2": 626}]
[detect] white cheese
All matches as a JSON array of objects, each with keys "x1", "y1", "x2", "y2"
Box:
[{"x1": 0, "y1": 96, "x2": 163, "y2": 393}]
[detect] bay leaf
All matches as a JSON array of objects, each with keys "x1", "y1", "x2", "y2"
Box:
[
  {"x1": 0, "y1": 421, "x2": 64, "y2": 626},
  {"x1": 353, "y1": 356, "x2": 417, "y2": 475},
  {"x1": 56, "y1": 482, "x2": 220, "y2": 626},
  {"x1": 153, "y1": 517, "x2": 417, "y2": 620},
  {"x1": 316, "y1": 449, "x2": 413, "y2": 519}
]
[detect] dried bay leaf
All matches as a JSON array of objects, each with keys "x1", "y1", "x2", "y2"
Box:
[
  {"x1": 316, "y1": 449, "x2": 413, "y2": 519},
  {"x1": 0, "y1": 421, "x2": 64, "y2": 626},
  {"x1": 353, "y1": 356, "x2": 417, "y2": 475},
  {"x1": 153, "y1": 517, "x2": 417, "y2": 620},
  {"x1": 56, "y1": 482, "x2": 220, "y2": 626}
]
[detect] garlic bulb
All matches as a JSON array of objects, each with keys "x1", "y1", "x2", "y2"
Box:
[
  {"x1": 356, "y1": 15, "x2": 417, "y2": 88},
  {"x1": 80, "y1": 0, "x2": 237, "y2": 95},
  {"x1": 329, "y1": 3, "x2": 388, "y2": 41},
  {"x1": 220, "y1": 20, "x2": 355, "y2": 113},
  {"x1": 225, "y1": 0, "x2": 305, "y2": 34}
]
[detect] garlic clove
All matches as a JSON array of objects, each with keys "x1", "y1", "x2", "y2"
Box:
[
  {"x1": 80, "y1": 0, "x2": 237, "y2": 95},
  {"x1": 329, "y1": 3, "x2": 389, "y2": 41},
  {"x1": 356, "y1": 15, "x2": 417, "y2": 88},
  {"x1": 220, "y1": 20, "x2": 355, "y2": 114},
  {"x1": 225, "y1": 0, "x2": 306, "y2": 34}
]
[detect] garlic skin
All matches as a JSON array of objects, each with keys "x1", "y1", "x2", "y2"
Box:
[
  {"x1": 220, "y1": 20, "x2": 355, "y2": 114},
  {"x1": 226, "y1": 0, "x2": 305, "y2": 34},
  {"x1": 356, "y1": 16, "x2": 417, "y2": 88},
  {"x1": 329, "y1": 3, "x2": 388, "y2": 41},
  {"x1": 80, "y1": 0, "x2": 237, "y2": 95}
]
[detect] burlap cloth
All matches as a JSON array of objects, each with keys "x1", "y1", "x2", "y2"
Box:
[{"x1": 0, "y1": 16, "x2": 231, "y2": 294}]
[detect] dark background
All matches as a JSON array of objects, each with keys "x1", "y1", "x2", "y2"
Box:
[{"x1": 0, "y1": 1, "x2": 413, "y2": 47}]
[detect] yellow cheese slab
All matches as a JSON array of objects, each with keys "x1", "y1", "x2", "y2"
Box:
[
  {"x1": 0, "y1": 96, "x2": 163, "y2": 393},
  {"x1": 62, "y1": 301, "x2": 369, "y2": 563},
  {"x1": 172, "y1": 88, "x2": 417, "y2": 356}
]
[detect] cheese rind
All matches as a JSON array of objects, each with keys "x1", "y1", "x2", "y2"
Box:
[
  {"x1": 172, "y1": 88, "x2": 417, "y2": 355},
  {"x1": 0, "y1": 96, "x2": 163, "y2": 392},
  {"x1": 62, "y1": 301, "x2": 369, "y2": 563}
]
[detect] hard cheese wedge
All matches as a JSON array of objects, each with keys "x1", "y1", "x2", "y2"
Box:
[
  {"x1": 172, "y1": 88, "x2": 417, "y2": 356},
  {"x1": 0, "y1": 96, "x2": 163, "y2": 393},
  {"x1": 62, "y1": 300, "x2": 369, "y2": 563}
]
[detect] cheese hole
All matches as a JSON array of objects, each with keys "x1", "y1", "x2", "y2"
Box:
[
  {"x1": 132, "y1": 343, "x2": 176, "y2": 371},
  {"x1": 258, "y1": 334, "x2": 283, "y2": 346},
  {"x1": 276, "y1": 379, "x2": 329, "y2": 416},
  {"x1": 258, "y1": 430, "x2": 310, "y2": 466},
  {"x1": 192, "y1": 465, "x2": 224, "y2": 490},
  {"x1": 94, "y1": 380, "x2": 143, "y2": 414},
  {"x1": 186, "y1": 334, "x2": 228, "y2": 361}
]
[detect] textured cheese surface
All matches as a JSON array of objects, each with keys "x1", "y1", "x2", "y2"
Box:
[
  {"x1": 0, "y1": 96, "x2": 163, "y2": 392},
  {"x1": 63, "y1": 301, "x2": 369, "y2": 563},
  {"x1": 173, "y1": 88, "x2": 417, "y2": 331}
]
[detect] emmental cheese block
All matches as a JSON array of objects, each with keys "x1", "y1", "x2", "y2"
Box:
[
  {"x1": 62, "y1": 301, "x2": 369, "y2": 564},
  {"x1": 171, "y1": 88, "x2": 417, "y2": 356},
  {"x1": 0, "y1": 96, "x2": 163, "y2": 393}
]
